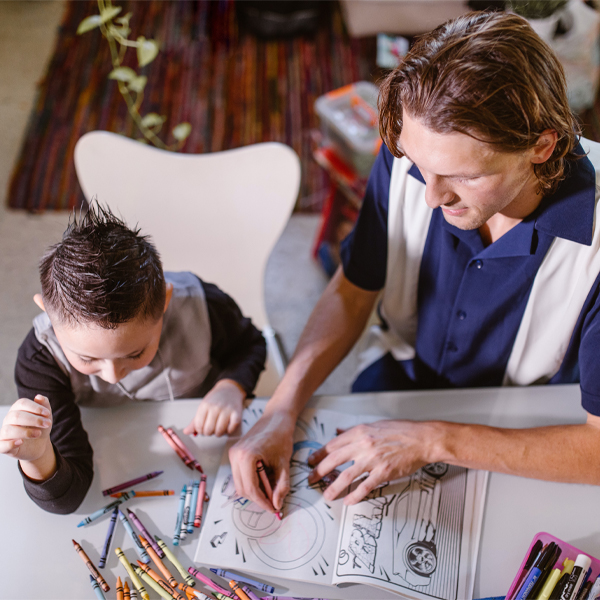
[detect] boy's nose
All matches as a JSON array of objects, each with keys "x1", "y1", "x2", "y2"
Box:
[{"x1": 101, "y1": 361, "x2": 127, "y2": 384}]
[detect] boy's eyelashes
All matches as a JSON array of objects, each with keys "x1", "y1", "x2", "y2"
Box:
[{"x1": 77, "y1": 350, "x2": 145, "y2": 364}]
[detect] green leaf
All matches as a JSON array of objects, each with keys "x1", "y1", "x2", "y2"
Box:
[
  {"x1": 115, "y1": 12, "x2": 132, "y2": 26},
  {"x1": 136, "y1": 37, "x2": 160, "y2": 68},
  {"x1": 99, "y1": 6, "x2": 122, "y2": 22},
  {"x1": 141, "y1": 113, "x2": 166, "y2": 128},
  {"x1": 77, "y1": 15, "x2": 103, "y2": 34},
  {"x1": 108, "y1": 67, "x2": 137, "y2": 82},
  {"x1": 172, "y1": 122, "x2": 192, "y2": 142},
  {"x1": 127, "y1": 75, "x2": 147, "y2": 94},
  {"x1": 108, "y1": 25, "x2": 131, "y2": 38}
]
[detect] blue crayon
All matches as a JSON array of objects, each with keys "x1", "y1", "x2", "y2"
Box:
[
  {"x1": 89, "y1": 574, "x2": 106, "y2": 600},
  {"x1": 173, "y1": 483, "x2": 187, "y2": 546},
  {"x1": 118, "y1": 509, "x2": 150, "y2": 564},
  {"x1": 77, "y1": 491, "x2": 136, "y2": 527},
  {"x1": 189, "y1": 479, "x2": 200, "y2": 532},
  {"x1": 210, "y1": 569, "x2": 275, "y2": 593},
  {"x1": 98, "y1": 507, "x2": 119, "y2": 568}
]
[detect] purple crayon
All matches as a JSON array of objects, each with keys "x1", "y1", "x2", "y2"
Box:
[
  {"x1": 98, "y1": 507, "x2": 119, "y2": 568},
  {"x1": 126, "y1": 508, "x2": 164, "y2": 559},
  {"x1": 102, "y1": 471, "x2": 163, "y2": 496},
  {"x1": 242, "y1": 586, "x2": 261, "y2": 600}
]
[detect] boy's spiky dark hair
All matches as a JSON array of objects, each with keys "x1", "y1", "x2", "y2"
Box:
[{"x1": 39, "y1": 201, "x2": 166, "y2": 328}]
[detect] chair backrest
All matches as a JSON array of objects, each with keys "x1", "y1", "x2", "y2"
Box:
[{"x1": 74, "y1": 131, "x2": 301, "y2": 395}]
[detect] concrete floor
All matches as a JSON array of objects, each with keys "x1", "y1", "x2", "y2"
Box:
[{"x1": 0, "y1": 1, "x2": 359, "y2": 405}]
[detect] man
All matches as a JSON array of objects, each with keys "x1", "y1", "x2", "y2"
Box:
[{"x1": 230, "y1": 10, "x2": 600, "y2": 514}]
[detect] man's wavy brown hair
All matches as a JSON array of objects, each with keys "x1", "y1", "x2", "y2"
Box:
[{"x1": 379, "y1": 11, "x2": 581, "y2": 195}]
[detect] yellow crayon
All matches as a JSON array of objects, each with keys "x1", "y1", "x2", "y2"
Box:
[
  {"x1": 154, "y1": 535, "x2": 196, "y2": 587},
  {"x1": 114, "y1": 547, "x2": 150, "y2": 600},
  {"x1": 133, "y1": 565, "x2": 176, "y2": 600}
]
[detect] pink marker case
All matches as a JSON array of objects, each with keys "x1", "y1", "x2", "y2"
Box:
[{"x1": 506, "y1": 532, "x2": 600, "y2": 599}]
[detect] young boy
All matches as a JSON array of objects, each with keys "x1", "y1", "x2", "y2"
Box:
[{"x1": 0, "y1": 203, "x2": 266, "y2": 514}]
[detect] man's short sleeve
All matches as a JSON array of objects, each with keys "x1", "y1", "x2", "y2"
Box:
[{"x1": 339, "y1": 144, "x2": 394, "y2": 291}]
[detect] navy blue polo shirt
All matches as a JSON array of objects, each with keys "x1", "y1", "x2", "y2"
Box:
[{"x1": 340, "y1": 144, "x2": 600, "y2": 416}]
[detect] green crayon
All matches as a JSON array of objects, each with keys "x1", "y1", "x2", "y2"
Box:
[
  {"x1": 154, "y1": 535, "x2": 196, "y2": 587},
  {"x1": 114, "y1": 547, "x2": 149, "y2": 600}
]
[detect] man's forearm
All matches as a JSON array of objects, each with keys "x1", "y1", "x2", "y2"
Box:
[
  {"x1": 266, "y1": 267, "x2": 379, "y2": 419},
  {"x1": 431, "y1": 414, "x2": 600, "y2": 484}
]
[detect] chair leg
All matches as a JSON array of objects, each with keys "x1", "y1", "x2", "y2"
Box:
[{"x1": 262, "y1": 326, "x2": 288, "y2": 378}]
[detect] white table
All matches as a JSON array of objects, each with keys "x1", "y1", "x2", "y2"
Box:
[{"x1": 1, "y1": 385, "x2": 600, "y2": 599}]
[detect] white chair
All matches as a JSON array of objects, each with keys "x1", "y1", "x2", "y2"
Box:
[{"x1": 74, "y1": 131, "x2": 301, "y2": 396}]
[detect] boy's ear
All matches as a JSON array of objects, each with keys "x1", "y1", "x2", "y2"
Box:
[
  {"x1": 164, "y1": 283, "x2": 174, "y2": 314},
  {"x1": 33, "y1": 294, "x2": 46, "y2": 312}
]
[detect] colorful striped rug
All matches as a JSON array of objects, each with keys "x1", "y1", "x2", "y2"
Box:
[{"x1": 8, "y1": 0, "x2": 377, "y2": 212}]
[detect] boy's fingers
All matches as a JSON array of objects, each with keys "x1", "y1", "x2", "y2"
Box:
[
  {"x1": 12, "y1": 397, "x2": 51, "y2": 418},
  {"x1": 1, "y1": 424, "x2": 42, "y2": 440},
  {"x1": 201, "y1": 409, "x2": 218, "y2": 437},
  {"x1": 4, "y1": 411, "x2": 51, "y2": 429},
  {"x1": 0, "y1": 439, "x2": 23, "y2": 456},
  {"x1": 227, "y1": 413, "x2": 241, "y2": 435},
  {"x1": 214, "y1": 412, "x2": 230, "y2": 437}
]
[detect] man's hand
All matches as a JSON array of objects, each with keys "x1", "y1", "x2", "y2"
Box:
[
  {"x1": 183, "y1": 379, "x2": 246, "y2": 437},
  {"x1": 307, "y1": 419, "x2": 438, "y2": 505},
  {"x1": 228, "y1": 409, "x2": 297, "y2": 513}
]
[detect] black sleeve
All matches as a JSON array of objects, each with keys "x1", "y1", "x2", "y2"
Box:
[
  {"x1": 14, "y1": 328, "x2": 93, "y2": 514},
  {"x1": 200, "y1": 281, "x2": 267, "y2": 395}
]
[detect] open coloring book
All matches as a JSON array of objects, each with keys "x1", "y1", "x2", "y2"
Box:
[{"x1": 195, "y1": 402, "x2": 488, "y2": 599}]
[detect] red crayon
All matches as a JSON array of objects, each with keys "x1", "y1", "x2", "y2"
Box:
[
  {"x1": 194, "y1": 475, "x2": 207, "y2": 527},
  {"x1": 256, "y1": 460, "x2": 282, "y2": 520},
  {"x1": 158, "y1": 425, "x2": 194, "y2": 468},
  {"x1": 73, "y1": 539, "x2": 110, "y2": 592},
  {"x1": 166, "y1": 427, "x2": 204, "y2": 473}
]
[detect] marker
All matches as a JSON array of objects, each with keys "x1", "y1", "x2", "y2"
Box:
[
  {"x1": 127, "y1": 508, "x2": 164, "y2": 558},
  {"x1": 112, "y1": 490, "x2": 174, "y2": 498},
  {"x1": 241, "y1": 586, "x2": 262, "y2": 600},
  {"x1": 230, "y1": 581, "x2": 251, "y2": 600},
  {"x1": 195, "y1": 475, "x2": 206, "y2": 527},
  {"x1": 158, "y1": 425, "x2": 194, "y2": 468},
  {"x1": 133, "y1": 565, "x2": 176, "y2": 600},
  {"x1": 588, "y1": 575, "x2": 600, "y2": 600},
  {"x1": 90, "y1": 575, "x2": 107, "y2": 600},
  {"x1": 118, "y1": 509, "x2": 150, "y2": 564},
  {"x1": 561, "y1": 555, "x2": 592, "y2": 600},
  {"x1": 189, "y1": 480, "x2": 200, "y2": 530},
  {"x1": 173, "y1": 483, "x2": 187, "y2": 546},
  {"x1": 154, "y1": 535, "x2": 197, "y2": 587},
  {"x1": 77, "y1": 491, "x2": 136, "y2": 527},
  {"x1": 256, "y1": 460, "x2": 282, "y2": 520},
  {"x1": 72, "y1": 539, "x2": 110, "y2": 592},
  {"x1": 188, "y1": 567, "x2": 235, "y2": 597},
  {"x1": 138, "y1": 534, "x2": 178, "y2": 589},
  {"x1": 114, "y1": 547, "x2": 150, "y2": 600},
  {"x1": 136, "y1": 560, "x2": 186, "y2": 600},
  {"x1": 509, "y1": 539, "x2": 544, "y2": 600},
  {"x1": 210, "y1": 569, "x2": 275, "y2": 594},
  {"x1": 515, "y1": 542, "x2": 558, "y2": 600},
  {"x1": 117, "y1": 576, "x2": 124, "y2": 600},
  {"x1": 538, "y1": 567, "x2": 563, "y2": 600},
  {"x1": 577, "y1": 581, "x2": 593, "y2": 600},
  {"x1": 529, "y1": 544, "x2": 562, "y2": 599},
  {"x1": 98, "y1": 507, "x2": 119, "y2": 568},
  {"x1": 124, "y1": 580, "x2": 131, "y2": 600},
  {"x1": 182, "y1": 482, "x2": 193, "y2": 536}
]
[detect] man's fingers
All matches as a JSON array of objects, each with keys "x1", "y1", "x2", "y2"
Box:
[
  {"x1": 321, "y1": 463, "x2": 366, "y2": 501},
  {"x1": 343, "y1": 472, "x2": 382, "y2": 505},
  {"x1": 309, "y1": 444, "x2": 355, "y2": 484}
]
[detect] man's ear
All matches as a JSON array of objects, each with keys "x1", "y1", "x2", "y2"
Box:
[
  {"x1": 33, "y1": 294, "x2": 46, "y2": 312},
  {"x1": 164, "y1": 283, "x2": 174, "y2": 314},
  {"x1": 531, "y1": 129, "x2": 558, "y2": 165}
]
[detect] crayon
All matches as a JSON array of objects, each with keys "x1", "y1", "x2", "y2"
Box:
[
  {"x1": 90, "y1": 574, "x2": 107, "y2": 600},
  {"x1": 154, "y1": 535, "x2": 197, "y2": 587},
  {"x1": 195, "y1": 475, "x2": 207, "y2": 527},
  {"x1": 256, "y1": 460, "x2": 282, "y2": 520},
  {"x1": 134, "y1": 565, "x2": 176, "y2": 600},
  {"x1": 103, "y1": 471, "x2": 164, "y2": 496},
  {"x1": 72, "y1": 539, "x2": 110, "y2": 592},
  {"x1": 189, "y1": 480, "x2": 200, "y2": 530},
  {"x1": 188, "y1": 567, "x2": 234, "y2": 598},
  {"x1": 117, "y1": 576, "x2": 124, "y2": 600},
  {"x1": 136, "y1": 560, "x2": 186, "y2": 600},
  {"x1": 173, "y1": 483, "x2": 187, "y2": 546},
  {"x1": 139, "y1": 534, "x2": 178, "y2": 588},
  {"x1": 127, "y1": 508, "x2": 164, "y2": 558},
  {"x1": 177, "y1": 583, "x2": 213, "y2": 599},
  {"x1": 158, "y1": 425, "x2": 194, "y2": 468},
  {"x1": 229, "y1": 581, "x2": 251, "y2": 600},
  {"x1": 182, "y1": 482, "x2": 193, "y2": 537},
  {"x1": 118, "y1": 510, "x2": 151, "y2": 564},
  {"x1": 210, "y1": 569, "x2": 275, "y2": 594},
  {"x1": 124, "y1": 580, "x2": 131, "y2": 600},
  {"x1": 130, "y1": 585, "x2": 138, "y2": 600},
  {"x1": 77, "y1": 491, "x2": 136, "y2": 527},
  {"x1": 241, "y1": 586, "x2": 261, "y2": 600},
  {"x1": 99, "y1": 506, "x2": 119, "y2": 568},
  {"x1": 112, "y1": 490, "x2": 174, "y2": 498},
  {"x1": 115, "y1": 547, "x2": 150, "y2": 600},
  {"x1": 166, "y1": 428, "x2": 204, "y2": 473}
]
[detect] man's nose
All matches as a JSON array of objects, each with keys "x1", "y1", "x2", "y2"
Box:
[{"x1": 423, "y1": 174, "x2": 454, "y2": 209}]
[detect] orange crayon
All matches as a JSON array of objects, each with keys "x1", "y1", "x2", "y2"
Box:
[
  {"x1": 123, "y1": 580, "x2": 131, "y2": 600},
  {"x1": 138, "y1": 535, "x2": 177, "y2": 588},
  {"x1": 117, "y1": 576, "x2": 124, "y2": 600},
  {"x1": 136, "y1": 560, "x2": 186, "y2": 600},
  {"x1": 229, "y1": 580, "x2": 251, "y2": 600},
  {"x1": 72, "y1": 539, "x2": 110, "y2": 592}
]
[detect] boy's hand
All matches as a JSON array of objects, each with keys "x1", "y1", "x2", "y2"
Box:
[
  {"x1": 0, "y1": 395, "x2": 56, "y2": 480},
  {"x1": 183, "y1": 379, "x2": 246, "y2": 437}
]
